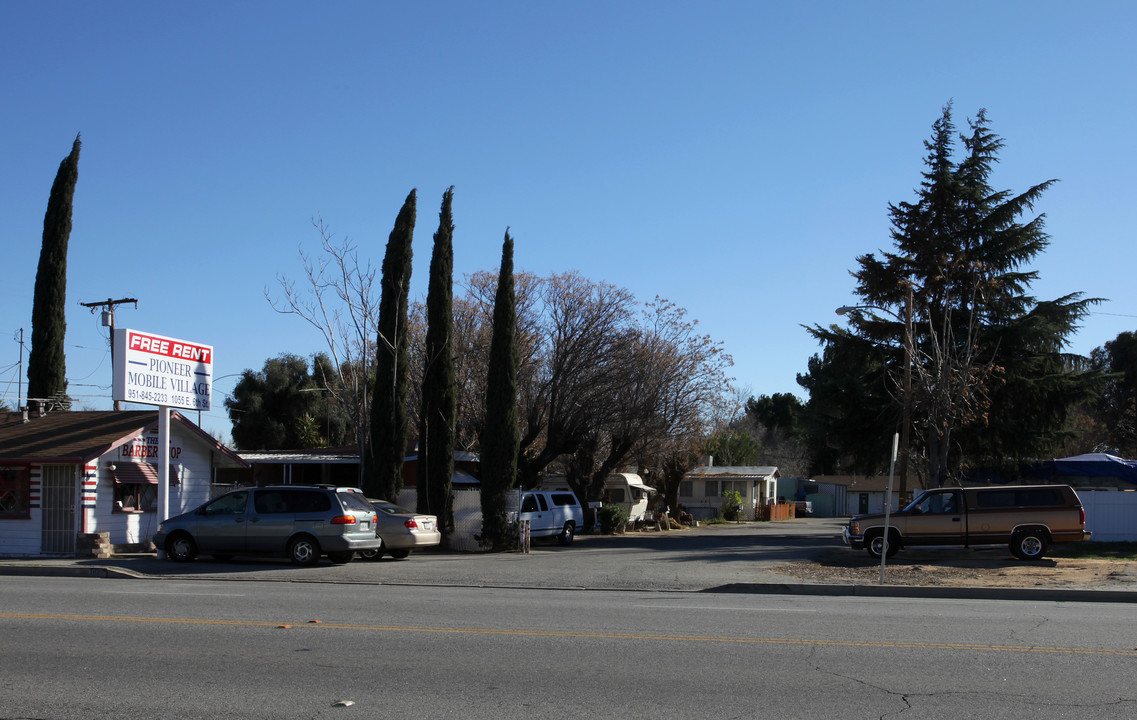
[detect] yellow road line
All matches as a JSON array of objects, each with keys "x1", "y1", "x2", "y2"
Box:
[{"x1": 3, "y1": 612, "x2": 1134, "y2": 656}]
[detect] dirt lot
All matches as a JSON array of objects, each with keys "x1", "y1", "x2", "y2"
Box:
[{"x1": 773, "y1": 547, "x2": 1137, "y2": 588}]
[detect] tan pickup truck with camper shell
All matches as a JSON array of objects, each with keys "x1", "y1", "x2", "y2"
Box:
[{"x1": 843, "y1": 484, "x2": 1091, "y2": 560}]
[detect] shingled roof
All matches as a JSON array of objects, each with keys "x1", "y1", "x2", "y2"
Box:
[{"x1": 0, "y1": 410, "x2": 246, "y2": 467}]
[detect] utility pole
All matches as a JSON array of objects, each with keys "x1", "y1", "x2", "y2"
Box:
[
  {"x1": 79, "y1": 297, "x2": 137, "y2": 410},
  {"x1": 16, "y1": 328, "x2": 25, "y2": 410}
]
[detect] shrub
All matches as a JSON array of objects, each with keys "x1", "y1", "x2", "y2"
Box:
[
  {"x1": 721, "y1": 489, "x2": 743, "y2": 521},
  {"x1": 598, "y1": 503, "x2": 630, "y2": 534}
]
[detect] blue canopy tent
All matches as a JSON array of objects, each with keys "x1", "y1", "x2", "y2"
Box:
[{"x1": 1029, "y1": 453, "x2": 1137, "y2": 488}]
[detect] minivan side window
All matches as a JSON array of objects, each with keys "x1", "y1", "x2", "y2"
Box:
[
  {"x1": 254, "y1": 491, "x2": 289, "y2": 514},
  {"x1": 207, "y1": 491, "x2": 248, "y2": 516},
  {"x1": 283, "y1": 490, "x2": 332, "y2": 514}
]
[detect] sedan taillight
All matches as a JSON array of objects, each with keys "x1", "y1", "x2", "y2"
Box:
[
  {"x1": 405, "y1": 519, "x2": 419, "y2": 529},
  {"x1": 331, "y1": 515, "x2": 358, "y2": 525}
]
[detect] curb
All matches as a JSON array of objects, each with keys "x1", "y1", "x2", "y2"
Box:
[
  {"x1": 705, "y1": 582, "x2": 1137, "y2": 603},
  {"x1": 4, "y1": 563, "x2": 1136, "y2": 603},
  {"x1": 0, "y1": 564, "x2": 147, "y2": 580}
]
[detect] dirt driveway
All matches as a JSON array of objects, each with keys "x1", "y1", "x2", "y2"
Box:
[{"x1": 773, "y1": 546, "x2": 1137, "y2": 588}]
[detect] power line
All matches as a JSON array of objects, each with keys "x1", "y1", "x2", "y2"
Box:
[{"x1": 1089, "y1": 311, "x2": 1137, "y2": 319}]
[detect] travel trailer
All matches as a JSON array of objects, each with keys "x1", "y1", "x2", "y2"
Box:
[{"x1": 539, "y1": 473, "x2": 657, "y2": 522}]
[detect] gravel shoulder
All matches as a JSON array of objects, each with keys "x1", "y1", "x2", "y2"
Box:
[{"x1": 771, "y1": 546, "x2": 1137, "y2": 589}]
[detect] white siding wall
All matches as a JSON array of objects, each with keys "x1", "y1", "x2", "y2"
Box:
[
  {"x1": 0, "y1": 463, "x2": 43, "y2": 555},
  {"x1": 90, "y1": 427, "x2": 216, "y2": 547},
  {"x1": 1080, "y1": 490, "x2": 1137, "y2": 542},
  {"x1": 844, "y1": 491, "x2": 903, "y2": 516},
  {"x1": 0, "y1": 517, "x2": 41, "y2": 555}
]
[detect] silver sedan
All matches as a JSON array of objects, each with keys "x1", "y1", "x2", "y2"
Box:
[{"x1": 359, "y1": 499, "x2": 442, "y2": 560}]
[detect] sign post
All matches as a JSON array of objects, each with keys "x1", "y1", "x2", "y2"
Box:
[
  {"x1": 880, "y1": 433, "x2": 899, "y2": 585},
  {"x1": 112, "y1": 328, "x2": 213, "y2": 531}
]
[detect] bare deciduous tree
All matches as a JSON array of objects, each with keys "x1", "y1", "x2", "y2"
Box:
[
  {"x1": 446, "y1": 272, "x2": 734, "y2": 505},
  {"x1": 267, "y1": 217, "x2": 379, "y2": 474}
]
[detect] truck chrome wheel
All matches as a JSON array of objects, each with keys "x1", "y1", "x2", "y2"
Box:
[{"x1": 1011, "y1": 530, "x2": 1049, "y2": 561}]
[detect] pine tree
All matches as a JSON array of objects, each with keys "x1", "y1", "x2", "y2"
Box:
[
  {"x1": 366, "y1": 190, "x2": 415, "y2": 500},
  {"x1": 418, "y1": 188, "x2": 457, "y2": 542},
  {"x1": 479, "y1": 232, "x2": 520, "y2": 550},
  {"x1": 806, "y1": 105, "x2": 1098, "y2": 486},
  {"x1": 27, "y1": 135, "x2": 81, "y2": 407}
]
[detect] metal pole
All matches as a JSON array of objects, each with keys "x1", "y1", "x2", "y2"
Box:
[
  {"x1": 156, "y1": 406, "x2": 171, "y2": 559},
  {"x1": 899, "y1": 283, "x2": 913, "y2": 505},
  {"x1": 880, "y1": 432, "x2": 899, "y2": 585}
]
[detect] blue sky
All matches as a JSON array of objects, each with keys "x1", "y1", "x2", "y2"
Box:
[{"x1": 2, "y1": 2, "x2": 1135, "y2": 442}]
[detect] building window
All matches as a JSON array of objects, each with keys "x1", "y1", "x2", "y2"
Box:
[
  {"x1": 703, "y1": 480, "x2": 719, "y2": 497},
  {"x1": 679, "y1": 481, "x2": 692, "y2": 498},
  {"x1": 0, "y1": 465, "x2": 31, "y2": 519},
  {"x1": 114, "y1": 482, "x2": 158, "y2": 512},
  {"x1": 603, "y1": 488, "x2": 626, "y2": 504},
  {"x1": 112, "y1": 463, "x2": 178, "y2": 513}
]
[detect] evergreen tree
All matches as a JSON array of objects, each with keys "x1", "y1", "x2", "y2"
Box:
[
  {"x1": 226, "y1": 354, "x2": 353, "y2": 450},
  {"x1": 804, "y1": 105, "x2": 1097, "y2": 486},
  {"x1": 1090, "y1": 331, "x2": 1137, "y2": 457},
  {"x1": 479, "y1": 232, "x2": 520, "y2": 550},
  {"x1": 418, "y1": 187, "x2": 457, "y2": 542},
  {"x1": 366, "y1": 190, "x2": 416, "y2": 499},
  {"x1": 27, "y1": 135, "x2": 81, "y2": 407}
]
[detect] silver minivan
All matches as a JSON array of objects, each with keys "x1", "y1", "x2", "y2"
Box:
[
  {"x1": 153, "y1": 485, "x2": 382, "y2": 565},
  {"x1": 516, "y1": 490, "x2": 583, "y2": 545}
]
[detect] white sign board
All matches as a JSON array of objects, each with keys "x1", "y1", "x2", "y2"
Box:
[
  {"x1": 113, "y1": 328, "x2": 213, "y2": 411},
  {"x1": 119, "y1": 434, "x2": 183, "y2": 461}
]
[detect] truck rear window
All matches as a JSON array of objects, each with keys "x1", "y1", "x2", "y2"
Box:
[{"x1": 975, "y1": 489, "x2": 1063, "y2": 508}]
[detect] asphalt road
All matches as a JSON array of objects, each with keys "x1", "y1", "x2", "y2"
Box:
[
  {"x1": 2, "y1": 575, "x2": 1135, "y2": 720},
  {"x1": 3, "y1": 519, "x2": 1135, "y2": 603},
  {"x1": 3, "y1": 518, "x2": 845, "y2": 591}
]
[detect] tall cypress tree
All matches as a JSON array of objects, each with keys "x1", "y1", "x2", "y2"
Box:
[
  {"x1": 479, "y1": 231, "x2": 520, "y2": 550},
  {"x1": 366, "y1": 190, "x2": 416, "y2": 500},
  {"x1": 27, "y1": 135, "x2": 81, "y2": 408},
  {"x1": 418, "y1": 187, "x2": 457, "y2": 543}
]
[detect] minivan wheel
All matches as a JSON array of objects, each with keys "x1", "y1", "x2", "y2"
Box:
[
  {"x1": 327, "y1": 551, "x2": 354, "y2": 564},
  {"x1": 388, "y1": 549, "x2": 411, "y2": 559},
  {"x1": 166, "y1": 533, "x2": 198, "y2": 562},
  {"x1": 558, "y1": 522, "x2": 576, "y2": 546},
  {"x1": 866, "y1": 530, "x2": 898, "y2": 559},
  {"x1": 288, "y1": 536, "x2": 321, "y2": 566},
  {"x1": 358, "y1": 548, "x2": 382, "y2": 561},
  {"x1": 1011, "y1": 530, "x2": 1049, "y2": 561}
]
